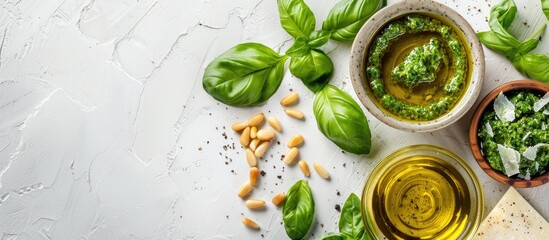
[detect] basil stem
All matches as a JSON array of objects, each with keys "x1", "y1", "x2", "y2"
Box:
[
  {"x1": 277, "y1": 0, "x2": 316, "y2": 39},
  {"x1": 322, "y1": 0, "x2": 386, "y2": 42},
  {"x1": 289, "y1": 49, "x2": 334, "y2": 93},
  {"x1": 313, "y1": 85, "x2": 371, "y2": 154},
  {"x1": 283, "y1": 180, "x2": 315, "y2": 240},
  {"x1": 202, "y1": 43, "x2": 288, "y2": 106}
]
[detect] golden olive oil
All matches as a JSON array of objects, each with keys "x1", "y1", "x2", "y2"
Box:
[{"x1": 371, "y1": 155, "x2": 471, "y2": 239}]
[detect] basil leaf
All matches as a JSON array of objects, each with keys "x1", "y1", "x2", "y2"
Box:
[
  {"x1": 477, "y1": 30, "x2": 515, "y2": 54},
  {"x1": 277, "y1": 0, "x2": 315, "y2": 39},
  {"x1": 542, "y1": 0, "x2": 549, "y2": 20},
  {"x1": 307, "y1": 30, "x2": 331, "y2": 48},
  {"x1": 317, "y1": 233, "x2": 347, "y2": 240},
  {"x1": 322, "y1": 0, "x2": 386, "y2": 42},
  {"x1": 286, "y1": 37, "x2": 310, "y2": 58},
  {"x1": 339, "y1": 193, "x2": 365, "y2": 239},
  {"x1": 488, "y1": 0, "x2": 521, "y2": 47},
  {"x1": 290, "y1": 49, "x2": 333, "y2": 93},
  {"x1": 313, "y1": 85, "x2": 371, "y2": 154},
  {"x1": 513, "y1": 54, "x2": 549, "y2": 83},
  {"x1": 203, "y1": 43, "x2": 288, "y2": 106},
  {"x1": 283, "y1": 180, "x2": 315, "y2": 240}
]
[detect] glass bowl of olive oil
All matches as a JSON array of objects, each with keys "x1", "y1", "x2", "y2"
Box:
[{"x1": 362, "y1": 145, "x2": 483, "y2": 239}]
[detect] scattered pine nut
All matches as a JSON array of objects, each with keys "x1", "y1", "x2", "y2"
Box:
[
  {"x1": 298, "y1": 160, "x2": 310, "y2": 177},
  {"x1": 248, "y1": 113, "x2": 265, "y2": 127},
  {"x1": 245, "y1": 199, "x2": 266, "y2": 209},
  {"x1": 232, "y1": 121, "x2": 248, "y2": 132},
  {"x1": 267, "y1": 116, "x2": 282, "y2": 132},
  {"x1": 250, "y1": 167, "x2": 259, "y2": 187},
  {"x1": 287, "y1": 134, "x2": 304, "y2": 148},
  {"x1": 249, "y1": 139, "x2": 260, "y2": 152},
  {"x1": 242, "y1": 217, "x2": 260, "y2": 229},
  {"x1": 280, "y1": 92, "x2": 299, "y2": 106},
  {"x1": 285, "y1": 108, "x2": 305, "y2": 119},
  {"x1": 313, "y1": 162, "x2": 330, "y2": 179},
  {"x1": 246, "y1": 148, "x2": 257, "y2": 167},
  {"x1": 238, "y1": 181, "x2": 252, "y2": 198},
  {"x1": 240, "y1": 127, "x2": 251, "y2": 147},
  {"x1": 283, "y1": 147, "x2": 299, "y2": 165},
  {"x1": 257, "y1": 129, "x2": 275, "y2": 141},
  {"x1": 250, "y1": 126, "x2": 258, "y2": 139},
  {"x1": 272, "y1": 192, "x2": 286, "y2": 206},
  {"x1": 254, "y1": 141, "x2": 270, "y2": 158}
]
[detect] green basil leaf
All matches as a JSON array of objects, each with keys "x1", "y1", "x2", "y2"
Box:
[
  {"x1": 542, "y1": 0, "x2": 549, "y2": 20},
  {"x1": 313, "y1": 85, "x2": 371, "y2": 154},
  {"x1": 322, "y1": 0, "x2": 386, "y2": 42},
  {"x1": 290, "y1": 49, "x2": 333, "y2": 93},
  {"x1": 277, "y1": 0, "x2": 315, "y2": 39},
  {"x1": 317, "y1": 233, "x2": 347, "y2": 240},
  {"x1": 203, "y1": 43, "x2": 288, "y2": 106},
  {"x1": 283, "y1": 180, "x2": 315, "y2": 240},
  {"x1": 513, "y1": 53, "x2": 549, "y2": 83},
  {"x1": 307, "y1": 30, "x2": 331, "y2": 48},
  {"x1": 477, "y1": 31, "x2": 515, "y2": 54},
  {"x1": 488, "y1": 0, "x2": 521, "y2": 47},
  {"x1": 339, "y1": 193, "x2": 365, "y2": 239},
  {"x1": 286, "y1": 37, "x2": 310, "y2": 58}
]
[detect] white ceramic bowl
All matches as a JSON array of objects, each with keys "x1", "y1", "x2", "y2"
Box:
[{"x1": 350, "y1": 0, "x2": 484, "y2": 132}]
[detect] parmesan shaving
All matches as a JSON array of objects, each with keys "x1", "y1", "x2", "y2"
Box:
[
  {"x1": 521, "y1": 132, "x2": 531, "y2": 142},
  {"x1": 494, "y1": 92, "x2": 515, "y2": 122},
  {"x1": 485, "y1": 122, "x2": 494, "y2": 137},
  {"x1": 497, "y1": 144, "x2": 521, "y2": 177},
  {"x1": 544, "y1": 109, "x2": 549, "y2": 115},
  {"x1": 533, "y1": 92, "x2": 549, "y2": 112},
  {"x1": 536, "y1": 161, "x2": 540, "y2": 172},
  {"x1": 522, "y1": 143, "x2": 549, "y2": 161}
]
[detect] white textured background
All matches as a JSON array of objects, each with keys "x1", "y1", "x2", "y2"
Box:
[{"x1": 0, "y1": 0, "x2": 548, "y2": 239}]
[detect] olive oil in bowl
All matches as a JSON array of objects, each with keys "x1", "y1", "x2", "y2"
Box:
[{"x1": 362, "y1": 145, "x2": 483, "y2": 240}]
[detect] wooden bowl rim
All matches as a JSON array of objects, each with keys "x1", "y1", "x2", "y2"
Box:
[{"x1": 469, "y1": 80, "x2": 549, "y2": 188}]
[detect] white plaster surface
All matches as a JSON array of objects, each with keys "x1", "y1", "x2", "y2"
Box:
[{"x1": 0, "y1": 0, "x2": 548, "y2": 239}]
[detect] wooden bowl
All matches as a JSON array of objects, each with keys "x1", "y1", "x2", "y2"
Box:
[{"x1": 469, "y1": 80, "x2": 549, "y2": 188}]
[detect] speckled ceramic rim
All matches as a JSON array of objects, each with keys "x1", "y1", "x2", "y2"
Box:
[
  {"x1": 469, "y1": 80, "x2": 549, "y2": 188},
  {"x1": 350, "y1": 0, "x2": 485, "y2": 132}
]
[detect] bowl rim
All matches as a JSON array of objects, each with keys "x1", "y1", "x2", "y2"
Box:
[
  {"x1": 350, "y1": 0, "x2": 485, "y2": 132},
  {"x1": 361, "y1": 144, "x2": 484, "y2": 239},
  {"x1": 469, "y1": 80, "x2": 549, "y2": 188}
]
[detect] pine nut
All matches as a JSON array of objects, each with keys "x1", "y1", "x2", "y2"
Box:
[
  {"x1": 240, "y1": 127, "x2": 251, "y2": 147},
  {"x1": 249, "y1": 139, "x2": 260, "y2": 152},
  {"x1": 313, "y1": 162, "x2": 330, "y2": 179},
  {"x1": 285, "y1": 108, "x2": 304, "y2": 119},
  {"x1": 280, "y1": 92, "x2": 299, "y2": 106},
  {"x1": 245, "y1": 199, "x2": 266, "y2": 209},
  {"x1": 272, "y1": 192, "x2": 286, "y2": 206},
  {"x1": 238, "y1": 181, "x2": 252, "y2": 198},
  {"x1": 257, "y1": 129, "x2": 275, "y2": 141},
  {"x1": 246, "y1": 148, "x2": 257, "y2": 167},
  {"x1": 267, "y1": 116, "x2": 282, "y2": 132},
  {"x1": 248, "y1": 113, "x2": 265, "y2": 127},
  {"x1": 283, "y1": 147, "x2": 299, "y2": 165},
  {"x1": 287, "y1": 134, "x2": 304, "y2": 147},
  {"x1": 250, "y1": 167, "x2": 259, "y2": 187},
  {"x1": 242, "y1": 217, "x2": 260, "y2": 229},
  {"x1": 254, "y1": 141, "x2": 270, "y2": 158},
  {"x1": 298, "y1": 160, "x2": 310, "y2": 177},
  {"x1": 232, "y1": 121, "x2": 248, "y2": 132},
  {"x1": 250, "y1": 126, "x2": 258, "y2": 139}
]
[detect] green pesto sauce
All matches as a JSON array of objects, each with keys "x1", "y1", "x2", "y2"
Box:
[
  {"x1": 366, "y1": 15, "x2": 468, "y2": 120},
  {"x1": 478, "y1": 91, "x2": 549, "y2": 178},
  {"x1": 392, "y1": 38, "x2": 448, "y2": 88}
]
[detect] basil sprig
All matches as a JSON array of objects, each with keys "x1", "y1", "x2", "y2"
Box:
[
  {"x1": 477, "y1": 0, "x2": 549, "y2": 83},
  {"x1": 318, "y1": 193, "x2": 372, "y2": 240},
  {"x1": 283, "y1": 180, "x2": 315, "y2": 240},
  {"x1": 314, "y1": 85, "x2": 371, "y2": 155},
  {"x1": 322, "y1": 0, "x2": 386, "y2": 42}
]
